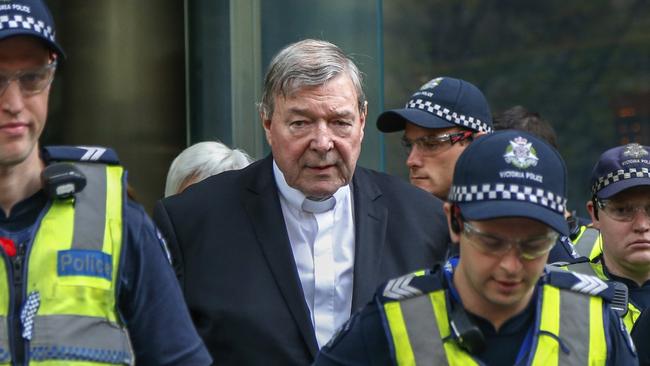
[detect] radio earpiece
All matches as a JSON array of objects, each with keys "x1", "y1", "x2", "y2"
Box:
[
  {"x1": 450, "y1": 205, "x2": 462, "y2": 234},
  {"x1": 592, "y1": 196, "x2": 600, "y2": 220}
]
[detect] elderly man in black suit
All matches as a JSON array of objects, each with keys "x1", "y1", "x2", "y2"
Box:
[{"x1": 153, "y1": 39, "x2": 450, "y2": 365}]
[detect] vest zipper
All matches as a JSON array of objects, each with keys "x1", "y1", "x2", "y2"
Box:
[
  {"x1": 0, "y1": 248, "x2": 16, "y2": 366},
  {"x1": 10, "y1": 242, "x2": 26, "y2": 365},
  {"x1": 8, "y1": 200, "x2": 51, "y2": 366}
]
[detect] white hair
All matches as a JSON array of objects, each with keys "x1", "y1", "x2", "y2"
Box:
[
  {"x1": 258, "y1": 39, "x2": 366, "y2": 120},
  {"x1": 164, "y1": 141, "x2": 253, "y2": 197}
]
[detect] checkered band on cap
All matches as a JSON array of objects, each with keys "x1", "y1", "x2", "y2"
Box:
[
  {"x1": 0, "y1": 14, "x2": 55, "y2": 42},
  {"x1": 591, "y1": 167, "x2": 650, "y2": 194},
  {"x1": 449, "y1": 183, "x2": 567, "y2": 214},
  {"x1": 406, "y1": 98, "x2": 493, "y2": 133}
]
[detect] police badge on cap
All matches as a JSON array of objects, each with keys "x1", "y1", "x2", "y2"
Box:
[
  {"x1": 504, "y1": 136, "x2": 539, "y2": 169},
  {"x1": 449, "y1": 130, "x2": 569, "y2": 235}
]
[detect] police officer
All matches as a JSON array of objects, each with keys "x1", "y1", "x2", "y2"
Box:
[
  {"x1": 376, "y1": 76, "x2": 493, "y2": 201},
  {"x1": 492, "y1": 105, "x2": 587, "y2": 266},
  {"x1": 566, "y1": 143, "x2": 650, "y2": 332},
  {"x1": 566, "y1": 144, "x2": 650, "y2": 263},
  {"x1": 314, "y1": 130, "x2": 637, "y2": 365},
  {"x1": 0, "y1": 1, "x2": 211, "y2": 364}
]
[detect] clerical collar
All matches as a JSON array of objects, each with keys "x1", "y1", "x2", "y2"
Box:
[{"x1": 272, "y1": 160, "x2": 350, "y2": 213}]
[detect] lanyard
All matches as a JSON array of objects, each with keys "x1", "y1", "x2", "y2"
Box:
[
  {"x1": 514, "y1": 326, "x2": 535, "y2": 365},
  {"x1": 443, "y1": 256, "x2": 461, "y2": 303}
]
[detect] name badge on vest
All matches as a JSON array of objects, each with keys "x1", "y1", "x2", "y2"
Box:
[{"x1": 57, "y1": 249, "x2": 112, "y2": 280}]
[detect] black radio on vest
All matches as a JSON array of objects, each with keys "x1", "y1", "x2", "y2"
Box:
[
  {"x1": 41, "y1": 162, "x2": 87, "y2": 199},
  {"x1": 449, "y1": 303, "x2": 486, "y2": 354}
]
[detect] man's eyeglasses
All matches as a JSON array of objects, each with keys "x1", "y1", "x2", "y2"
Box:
[
  {"x1": 462, "y1": 221, "x2": 558, "y2": 260},
  {"x1": 0, "y1": 61, "x2": 57, "y2": 96},
  {"x1": 401, "y1": 131, "x2": 473, "y2": 155},
  {"x1": 597, "y1": 199, "x2": 650, "y2": 222}
]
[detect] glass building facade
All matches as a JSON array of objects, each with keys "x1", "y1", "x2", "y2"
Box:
[{"x1": 44, "y1": 0, "x2": 650, "y2": 215}]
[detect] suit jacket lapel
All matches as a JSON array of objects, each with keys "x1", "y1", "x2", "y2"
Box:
[
  {"x1": 351, "y1": 167, "x2": 388, "y2": 310},
  {"x1": 242, "y1": 156, "x2": 319, "y2": 357}
]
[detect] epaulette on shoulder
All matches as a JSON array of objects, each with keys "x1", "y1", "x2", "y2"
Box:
[
  {"x1": 377, "y1": 267, "x2": 445, "y2": 303},
  {"x1": 544, "y1": 268, "x2": 617, "y2": 301},
  {"x1": 43, "y1": 146, "x2": 120, "y2": 165}
]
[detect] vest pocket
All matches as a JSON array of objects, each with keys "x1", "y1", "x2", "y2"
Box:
[{"x1": 47, "y1": 284, "x2": 115, "y2": 317}]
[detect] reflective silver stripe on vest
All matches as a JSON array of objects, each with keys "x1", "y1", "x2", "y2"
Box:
[
  {"x1": 72, "y1": 164, "x2": 107, "y2": 251},
  {"x1": 396, "y1": 288, "x2": 598, "y2": 365},
  {"x1": 399, "y1": 295, "x2": 449, "y2": 365},
  {"x1": 30, "y1": 315, "x2": 132, "y2": 364},
  {"x1": 0, "y1": 316, "x2": 9, "y2": 362},
  {"x1": 568, "y1": 261, "x2": 599, "y2": 277},
  {"x1": 573, "y1": 228, "x2": 599, "y2": 258},
  {"x1": 567, "y1": 262, "x2": 629, "y2": 317},
  {"x1": 558, "y1": 290, "x2": 590, "y2": 365}
]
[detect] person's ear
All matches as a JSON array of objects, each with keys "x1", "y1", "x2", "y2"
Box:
[
  {"x1": 587, "y1": 200, "x2": 600, "y2": 229},
  {"x1": 261, "y1": 111, "x2": 273, "y2": 147},
  {"x1": 444, "y1": 202, "x2": 461, "y2": 243},
  {"x1": 358, "y1": 101, "x2": 367, "y2": 142}
]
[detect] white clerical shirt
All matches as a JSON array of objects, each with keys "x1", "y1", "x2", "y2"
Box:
[{"x1": 273, "y1": 161, "x2": 355, "y2": 348}]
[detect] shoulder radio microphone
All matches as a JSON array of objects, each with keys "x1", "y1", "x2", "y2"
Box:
[{"x1": 41, "y1": 162, "x2": 87, "y2": 199}]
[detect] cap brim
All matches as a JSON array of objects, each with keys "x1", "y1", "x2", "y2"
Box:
[
  {"x1": 597, "y1": 178, "x2": 650, "y2": 199},
  {"x1": 458, "y1": 200, "x2": 569, "y2": 236},
  {"x1": 377, "y1": 108, "x2": 457, "y2": 132},
  {"x1": 0, "y1": 31, "x2": 66, "y2": 60}
]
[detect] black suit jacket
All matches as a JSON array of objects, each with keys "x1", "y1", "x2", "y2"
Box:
[{"x1": 154, "y1": 155, "x2": 450, "y2": 365}]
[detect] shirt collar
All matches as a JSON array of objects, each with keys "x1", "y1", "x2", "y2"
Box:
[
  {"x1": 272, "y1": 159, "x2": 350, "y2": 212},
  {"x1": 599, "y1": 255, "x2": 650, "y2": 288},
  {"x1": 0, "y1": 190, "x2": 48, "y2": 231}
]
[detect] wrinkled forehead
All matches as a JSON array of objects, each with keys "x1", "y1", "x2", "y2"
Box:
[{"x1": 277, "y1": 75, "x2": 359, "y2": 108}]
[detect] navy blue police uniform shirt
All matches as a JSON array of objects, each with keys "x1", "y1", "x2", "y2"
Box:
[
  {"x1": 632, "y1": 308, "x2": 650, "y2": 366},
  {"x1": 546, "y1": 214, "x2": 591, "y2": 266},
  {"x1": 0, "y1": 190, "x2": 212, "y2": 365},
  {"x1": 313, "y1": 268, "x2": 534, "y2": 366},
  {"x1": 547, "y1": 234, "x2": 585, "y2": 265},
  {"x1": 314, "y1": 266, "x2": 638, "y2": 366}
]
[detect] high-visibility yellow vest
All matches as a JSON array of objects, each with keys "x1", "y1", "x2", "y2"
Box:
[
  {"x1": 382, "y1": 273, "x2": 609, "y2": 365},
  {"x1": 0, "y1": 162, "x2": 133, "y2": 365},
  {"x1": 566, "y1": 260, "x2": 642, "y2": 331},
  {"x1": 572, "y1": 226, "x2": 602, "y2": 260}
]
